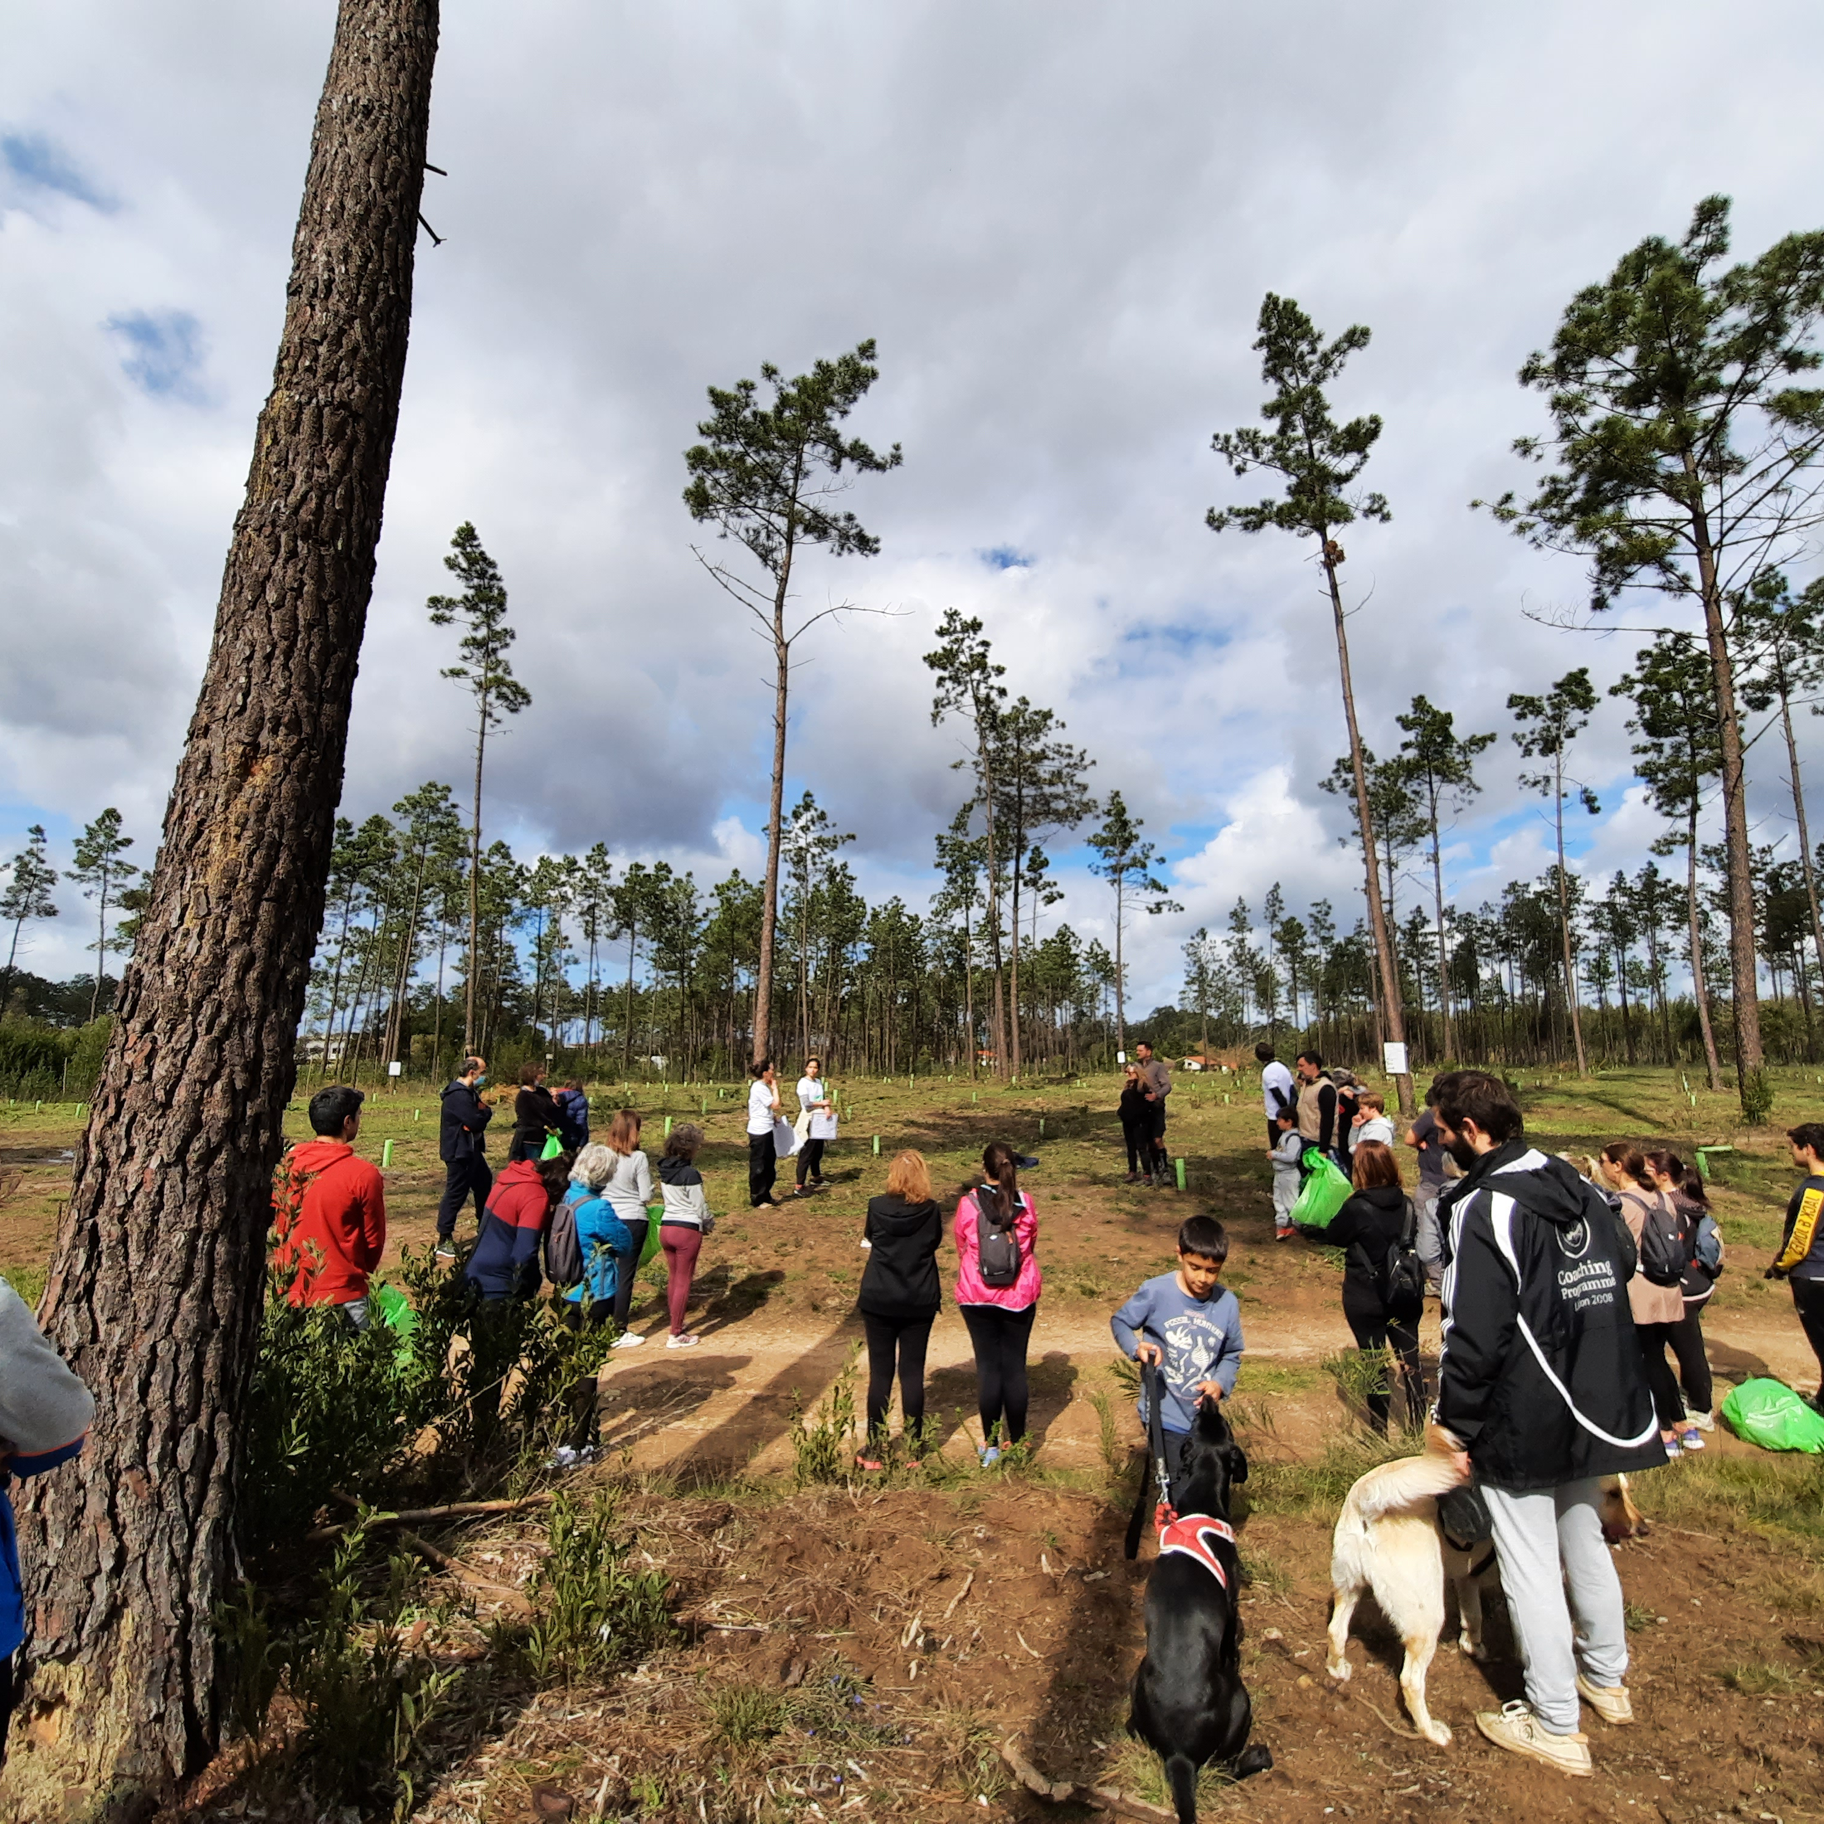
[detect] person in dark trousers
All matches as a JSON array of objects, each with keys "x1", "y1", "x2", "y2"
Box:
[
  {"x1": 1296, "y1": 1138, "x2": 1420, "y2": 1433},
  {"x1": 855, "y1": 1149, "x2": 944, "y2": 1469},
  {"x1": 1404, "y1": 1084, "x2": 1449, "y2": 1290},
  {"x1": 436, "y1": 1055, "x2": 493, "y2": 1260},
  {"x1": 272, "y1": 1084, "x2": 387, "y2": 1330},
  {"x1": 553, "y1": 1079, "x2": 591, "y2": 1152},
  {"x1": 954, "y1": 1140, "x2": 1043, "y2": 1463},
  {"x1": 1434, "y1": 1070, "x2": 1664, "y2": 1777},
  {"x1": 464, "y1": 1151, "x2": 570, "y2": 1302},
  {"x1": 1598, "y1": 1142, "x2": 1699, "y2": 1456},
  {"x1": 1258, "y1": 1040, "x2": 1296, "y2": 1148},
  {"x1": 1771, "y1": 1122, "x2": 1824, "y2": 1411},
  {"x1": 1646, "y1": 1149, "x2": 1718, "y2": 1432},
  {"x1": 746, "y1": 1058, "x2": 782, "y2": 1207},
  {"x1": 1295, "y1": 1051, "x2": 1340, "y2": 1159},
  {"x1": 1133, "y1": 1041, "x2": 1173, "y2": 1186},
  {"x1": 1118, "y1": 1064, "x2": 1149, "y2": 1182},
  {"x1": 509, "y1": 1063, "x2": 562, "y2": 1163}
]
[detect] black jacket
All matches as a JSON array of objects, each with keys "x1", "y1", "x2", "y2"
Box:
[
  {"x1": 1316, "y1": 1184, "x2": 1409, "y2": 1310},
  {"x1": 1437, "y1": 1138, "x2": 1664, "y2": 1491},
  {"x1": 512, "y1": 1085, "x2": 562, "y2": 1158},
  {"x1": 439, "y1": 1079, "x2": 493, "y2": 1162},
  {"x1": 1118, "y1": 1082, "x2": 1148, "y2": 1136},
  {"x1": 859, "y1": 1195, "x2": 943, "y2": 1316}
]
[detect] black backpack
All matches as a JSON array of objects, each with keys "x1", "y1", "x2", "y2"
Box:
[
  {"x1": 1635, "y1": 1195, "x2": 1687, "y2": 1289},
  {"x1": 974, "y1": 1188, "x2": 1023, "y2": 1288},
  {"x1": 1377, "y1": 1195, "x2": 1426, "y2": 1322}
]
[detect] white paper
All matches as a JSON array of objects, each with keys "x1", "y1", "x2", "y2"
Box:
[
  {"x1": 1382, "y1": 1042, "x2": 1409, "y2": 1076},
  {"x1": 388, "y1": 1060, "x2": 403, "y2": 1076}
]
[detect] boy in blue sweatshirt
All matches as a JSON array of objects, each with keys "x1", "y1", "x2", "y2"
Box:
[{"x1": 1111, "y1": 1213, "x2": 1243, "y2": 1483}]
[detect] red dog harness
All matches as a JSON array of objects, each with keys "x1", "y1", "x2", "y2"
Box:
[{"x1": 1155, "y1": 1508, "x2": 1235, "y2": 1588}]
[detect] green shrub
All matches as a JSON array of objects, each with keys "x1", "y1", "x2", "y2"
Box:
[
  {"x1": 790, "y1": 1344, "x2": 861, "y2": 1485},
  {"x1": 519, "y1": 1489, "x2": 673, "y2": 1684}
]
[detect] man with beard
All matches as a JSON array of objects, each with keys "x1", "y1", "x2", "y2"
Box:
[{"x1": 1432, "y1": 1070, "x2": 1663, "y2": 1777}]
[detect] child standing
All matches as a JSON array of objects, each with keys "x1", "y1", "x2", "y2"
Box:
[
  {"x1": 1352, "y1": 1092, "x2": 1395, "y2": 1148},
  {"x1": 1110, "y1": 1214, "x2": 1244, "y2": 1487},
  {"x1": 1268, "y1": 1111, "x2": 1303, "y2": 1241}
]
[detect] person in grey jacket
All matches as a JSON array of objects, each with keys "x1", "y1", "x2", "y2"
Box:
[
  {"x1": 657, "y1": 1123, "x2": 711, "y2": 1349},
  {"x1": 0, "y1": 1279, "x2": 95, "y2": 1708},
  {"x1": 1133, "y1": 1041, "x2": 1173, "y2": 1187}
]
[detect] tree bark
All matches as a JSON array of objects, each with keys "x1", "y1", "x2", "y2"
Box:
[
  {"x1": 464, "y1": 705, "x2": 486, "y2": 1054},
  {"x1": 0, "y1": 7, "x2": 438, "y2": 1817},
  {"x1": 1685, "y1": 471, "x2": 1764, "y2": 1104},
  {"x1": 1321, "y1": 552, "x2": 1413, "y2": 1118},
  {"x1": 1553, "y1": 748, "x2": 1589, "y2": 1076},
  {"x1": 752, "y1": 491, "x2": 798, "y2": 1067},
  {"x1": 1776, "y1": 687, "x2": 1824, "y2": 992},
  {"x1": 1687, "y1": 812, "x2": 1724, "y2": 1092}
]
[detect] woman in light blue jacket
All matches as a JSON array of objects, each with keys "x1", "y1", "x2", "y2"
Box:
[{"x1": 561, "y1": 1143, "x2": 633, "y2": 1328}]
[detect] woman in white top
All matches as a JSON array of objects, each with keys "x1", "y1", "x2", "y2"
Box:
[
  {"x1": 793, "y1": 1057, "x2": 836, "y2": 1195},
  {"x1": 598, "y1": 1109, "x2": 656, "y2": 1349},
  {"x1": 746, "y1": 1058, "x2": 782, "y2": 1208}
]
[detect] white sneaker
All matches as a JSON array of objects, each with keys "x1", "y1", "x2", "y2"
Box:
[
  {"x1": 1474, "y1": 1702, "x2": 1592, "y2": 1776},
  {"x1": 611, "y1": 1332, "x2": 645, "y2": 1350},
  {"x1": 1574, "y1": 1672, "x2": 1634, "y2": 1725},
  {"x1": 1685, "y1": 1408, "x2": 1715, "y2": 1432},
  {"x1": 666, "y1": 1332, "x2": 699, "y2": 1350}
]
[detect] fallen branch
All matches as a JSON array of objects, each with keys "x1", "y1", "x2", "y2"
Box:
[
  {"x1": 1000, "y1": 1740, "x2": 1176, "y2": 1824},
  {"x1": 330, "y1": 1489, "x2": 533, "y2": 1616},
  {"x1": 307, "y1": 1490, "x2": 555, "y2": 1541},
  {"x1": 1352, "y1": 1693, "x2": 1421, "y2": 1741}
]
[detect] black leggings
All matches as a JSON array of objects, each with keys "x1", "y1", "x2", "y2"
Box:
[
  {"x1": 1793, "y1": 1277, "x2": 1824, "y2": 1396},
  {"x1": 1634, "y1": 1322, "x2": 1687, "y2": 1431},
  {"x1": 961, "y1": 1303, "x2": 1037, "y2": 1445},
  {"x1": 861, "y1": 1308, "x2": 935, "y2": 1445},
  {"x1": 797, "y1": 1137, "x2": 827, "y2": 1186},
  {"x1": 1344, "y1": 1299, "x2": 1423, "y2": 1435},
  {"x1": 1669, "y1": 1303, "x2": 1713, "y2": 1414},
  {"x1": 613, "y1": 1218, "x2": 648, "y2": 1329},
  {"x1": 1121, "y1": 1122, "x2": 1144, "y2": 1173}
]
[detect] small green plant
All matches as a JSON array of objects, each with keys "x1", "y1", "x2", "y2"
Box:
[
  {"x1": 1241, "y1": 1549, "x2": 1294, "y2": 1600},
  {"x1": 286, "y1": 1525, "x2": 460, "y2": 1816},
  {"x1": 215, "y1": 1580, "x2": 284, "y2": 1742},
  {"x1": 1740, "y1": 1069, "x2": 1775, "y2": 1126},
  {"x1": 1720, "y1": 1660, "x2": 1799, "y2": 1695},
  {"x1": 1623, "y1": 1601, "x2": 1656, "y2": 1634},
  {"x1": 790, "y1": 1344, "x2": 861, "y2": 1485},
  {"x1": 520, "y1": 1489, "x2": 674, "y2": 1684},
  {"x1": 1088, "y1": 1387, "x2": 1125, "y2": 1483},
  {"x1": 708, "y1": 1680, "x2": 790, "y2": 1746}
]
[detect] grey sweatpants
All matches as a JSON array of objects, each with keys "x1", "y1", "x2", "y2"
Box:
[{"x1": 1482, "y1": 1479, "x2": 1628, "y2": 1734}]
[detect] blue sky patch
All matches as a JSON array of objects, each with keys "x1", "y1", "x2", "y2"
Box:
[
  {"x1": 978, "y1": 545, "x2": 1033, "y2": 570},
  {"x1": 1, "y1": 130, "x2": 111, "y2": 209},
  {"x1": 107, "y1": 310, "x2": 207, "y2": 403}
]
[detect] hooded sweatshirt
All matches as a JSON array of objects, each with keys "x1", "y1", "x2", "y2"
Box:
[
  {"x1": 1437, "y1": 1137, "x2": 1664, "y2": 1490},
  {"x1": 1316, "y1": 1182, "x2": 1411, "y2": 1321},
  {"x1": 859, "y1": 1194, "x2": 944, "y2": 1316},
  {"x1": 464, "y1": 1157, "x2": 553, "y2": 1301},
  {"x1": 439, "y1": 1078, "x2": 493, "y2": 1162},
  {"x1": 272, "y1": 1138, "x2": 387, "y2": 1307}
]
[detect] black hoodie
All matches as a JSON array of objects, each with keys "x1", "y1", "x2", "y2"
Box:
[
  {"x1": 859, "y1": 1195, "x2": 944, "y2": 1317},
  {"x1": 1437, "y1": 1138, "x2": 1665, "y2": 1491}
]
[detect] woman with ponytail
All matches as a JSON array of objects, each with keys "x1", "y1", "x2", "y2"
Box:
[
  {"x1": 954, "y1": 1140, "x2": 1043, "y2": 1464},
  {"x1": 1645, "y1": 1148, "x2": 1719, "y2": 1433}
]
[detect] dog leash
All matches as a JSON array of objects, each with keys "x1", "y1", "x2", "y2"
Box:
[{"x1": 1146, "y1": 1359, "x2": 1174, "y2": 1521}]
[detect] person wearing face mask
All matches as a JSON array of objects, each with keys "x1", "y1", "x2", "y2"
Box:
[{"x1": 436, "y1": 1055, "x2": 493, "y2": 1261}]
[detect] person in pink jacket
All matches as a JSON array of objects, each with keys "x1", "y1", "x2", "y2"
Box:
[{"x1": 954, "y1": 1140, "x2": 1043, "y2": 1464}]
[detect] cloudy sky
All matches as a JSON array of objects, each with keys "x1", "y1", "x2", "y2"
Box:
[{"x1": 4, "y1": 1, "x2": 1823, "y2": 1006}]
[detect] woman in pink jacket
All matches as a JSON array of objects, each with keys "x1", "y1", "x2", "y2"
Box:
[{"x1": 954, "y1": 1140, "x2": 1043, "y2": 1464}]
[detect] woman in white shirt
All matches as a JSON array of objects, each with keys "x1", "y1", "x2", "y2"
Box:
[
  {"x1": 746, "y1": 1058, "x2": 782, "y2": 1208},
  {"x1": 794, "y1": 1057, "x2": 836, "y2": 1195}
]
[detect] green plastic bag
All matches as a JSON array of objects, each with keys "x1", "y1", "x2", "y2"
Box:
[
  {"x1": 373, "y1": 1282, "x2": 415, "y2": 1335},
  {"x1": 641, "y1": 1205, "x2": 663, "y2": 1269},
  {"x1": 539, "y1": 1132, "x2": 564, "y2": 1162},
  {"x1": 1289, "y1": 1147, "x2": 1352, "y2": 1231},
  {"x1": 1720, "y1": 1377, "x2": 1824, "y2": 1454}
]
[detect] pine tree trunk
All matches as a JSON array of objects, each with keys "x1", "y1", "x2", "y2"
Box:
[
  {"x1": 1321, "y1": 553, "x2": 1412, "y2": 1117},
  {"x1": 1554, "y1": 751, "x2": 1589, "y2": 1075},
  {"x1": 1685, "y1": 476, "x2": 1762, "y2": 1106},
  {"x1": 1688, "y1": 818, "x2": 1723, "y2": 1092},
  {"x1": 0, "y1": 8, "x2": 437, "y2": 1816}
]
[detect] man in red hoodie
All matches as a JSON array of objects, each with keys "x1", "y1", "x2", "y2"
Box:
[{"x1": 273, "y1": 1084, "x2": 387, "y2": 1330}]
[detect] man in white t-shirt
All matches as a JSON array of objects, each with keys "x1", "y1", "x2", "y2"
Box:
[
  {"x1": 747, "y1": 1059, "x2": 782, "y2": 1207},
  {"x1": 1257, "y1": 1041, "x2": 1296, "y2": 1148},
  {"x1": 793, "y1": 1057, "x2": 836, "y2": 1196}
]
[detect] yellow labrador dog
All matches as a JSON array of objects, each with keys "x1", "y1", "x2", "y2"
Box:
[{"x1": 1325, "y1": 1426, "x2": 1641, "y2": 1746}]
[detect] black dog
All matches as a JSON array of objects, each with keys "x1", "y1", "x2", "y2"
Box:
[{"x1": 1128, "y1": 1390, "x2": 1272, "y2": 1823}]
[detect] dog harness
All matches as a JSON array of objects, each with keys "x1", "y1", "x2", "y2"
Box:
[{"x1": 1155, "y1": 1510, "x2": 1235, "y2": 1588}]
